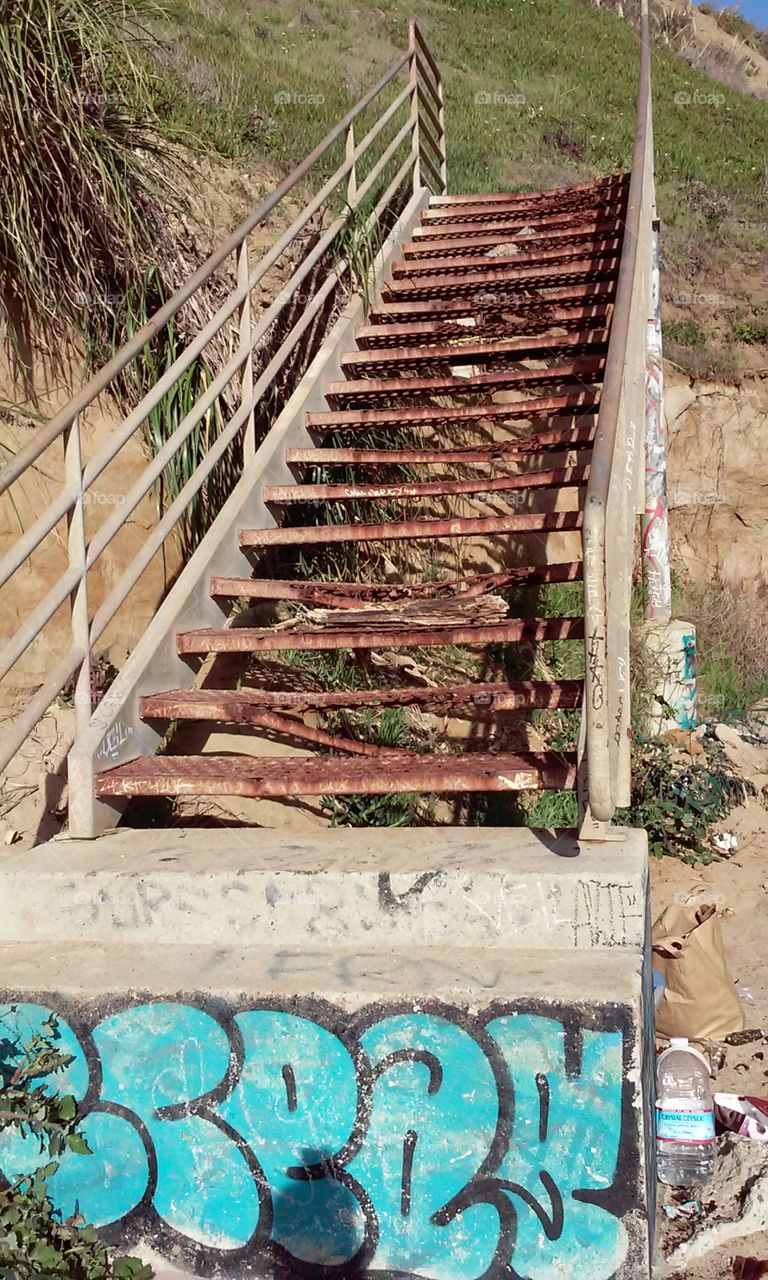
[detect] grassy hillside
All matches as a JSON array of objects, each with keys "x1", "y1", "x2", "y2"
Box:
[
  {"x1": 151, "y1": 0, "x2": 768, "y2": 371},
  {"x1": 156, "y1": 0, "x2": 766, "y2": 206}
]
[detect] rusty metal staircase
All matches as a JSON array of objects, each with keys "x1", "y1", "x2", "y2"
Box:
[{"x1": 93, "y1": 174, "x2": 628, "y2": 808}]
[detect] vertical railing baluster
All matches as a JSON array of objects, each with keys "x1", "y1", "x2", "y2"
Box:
[
  {"x1": 238, "y1": 238, "x2": 256, "y2": 465},
  {"x1": 436, "y1": 71, "x2": 448, "y2": 193},
  {"x1": 408, "y1": 20, "x2": 422, "y2": 194},
  {"x1": 346, "y1": 121, "x2": 358, "y2": 209},
  {"x1": 64, "y1": 414, "x2": 91, "y2": 745}
]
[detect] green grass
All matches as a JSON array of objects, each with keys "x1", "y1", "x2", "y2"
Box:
[
  {"x1": 153, "y1": 0, "x2": 768, "y2": 217},
  {"x1": 664, "y1": 317, "x2": 708, "y2": 348}
]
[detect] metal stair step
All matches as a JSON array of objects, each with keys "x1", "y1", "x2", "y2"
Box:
[
  {"x1": 411, "y1": 208, "x2": 626, "y2": 240},
  {"x1": 94, "y1": 750, "x2": 578, "y2": 799},
  {"x1": 381, "y1": 255, "x2": 620, "y2": 300},
  {"x1": 263, "y1": 464, "x2": 588, "y2": 505},
  {"x1": 176, "y1": 615, "x2": 584, "y2": 656},
  {"x1": 209, "y1": 561, "x2": 584, "y2": 605},
  {"x1": 324, "y1": 358, "x2": 605, "y2": 407},
  {"x1": 339, "y1": 330, "x2": 608, "y2": 376},
  {"x1": 305, "y1": 390, "x2": 599, "y2": 432},
  {"x1": 238, "y1": 509, "x2": 582, "y2": 548},
  {"x1": 426, "y1": 174, "x2": 626, "y2": 208},
  {"x1": 140, "y1": 679, "x2": 585, "y2": 720},
  {"x1": 355, "y1": 304, "x2": 612, "y2": 349},
  {"x1": 368, "y1": 281, "x2": 616, "y2": 323},
  {"x1": 391, "y1": 238, "x2": 621, "y2": 278},
  {"x1": 403, "y1": 220, "x2": 623, "y2": 258}
]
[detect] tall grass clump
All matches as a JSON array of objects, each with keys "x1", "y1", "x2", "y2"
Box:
[{"x1": 0, "y1": 0, "x2": 168, "y2": 356}]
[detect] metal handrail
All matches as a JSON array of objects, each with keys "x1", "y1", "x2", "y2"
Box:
[
  {"x1": 582, "y1": 0, "x2": 653, "y2": 823},
  {"x1": 0, "y1": 22, "x2": 446, "y2": 775}
]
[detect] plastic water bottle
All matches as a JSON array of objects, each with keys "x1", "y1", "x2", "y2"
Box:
[{"x1": 656, "y1": 1037, "x2": 715, "y2": 1186}]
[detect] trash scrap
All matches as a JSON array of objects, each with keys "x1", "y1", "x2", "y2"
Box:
[
  {"x1": 652, "y1": 896, "x2": 744, "y2": 1040},
  {"x1": 714, "y1": 830, "x2": 738, "y2": 853},
  {"x1": 715, "y1": 1093, "x2": 768, "y2": 1141},
  {"x1": 663, "y1": 1199, "x2": 703, "y2": 1220}
]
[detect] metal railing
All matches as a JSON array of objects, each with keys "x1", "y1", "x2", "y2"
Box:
[
  {"x1": 0, "y1": 21, "x2": 446, "y2": 779},
  {"x1": 582, "y1": 0, "x2": 655, "y2": 825}
]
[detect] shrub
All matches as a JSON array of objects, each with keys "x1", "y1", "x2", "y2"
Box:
[
  {"x1": 0, "y1": 0, "x2": 167, "y2": 354},
  {"x1": 0, "y1": 1009, "x2": 152, "y2": 1279}
]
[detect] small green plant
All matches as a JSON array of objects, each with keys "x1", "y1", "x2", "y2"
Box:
[
  {"x1": 335, "y1": 203, "x2": 383, "y2": 315},
  {"x1": 731, "y1": 317, "x2": 768, "y2": 344},
  {"x1": 617, "y1": 733, "x2": 753, "y2": 862},
  {"x1": 0, "y1": 1009, "x2": 152, "y2": 1279},
  {"x1": 664, "y1": 316, "x2": 708, "y2": 349}
]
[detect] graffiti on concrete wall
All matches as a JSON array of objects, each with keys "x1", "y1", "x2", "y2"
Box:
[{"x1": 0, "y1": 999, "x2": 639, "y2": 1278}]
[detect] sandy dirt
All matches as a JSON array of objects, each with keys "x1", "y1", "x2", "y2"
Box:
[{"x1": 651, "y1": 748, "x2": 768, "y2": 1279}]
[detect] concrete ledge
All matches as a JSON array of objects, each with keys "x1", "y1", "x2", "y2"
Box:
[
  {"x1": 1, "y1": 826, "x2": 648, "y2": 950},
  {"x1": 0, "y1": 940, "x2": 644, "y2": 1003}
]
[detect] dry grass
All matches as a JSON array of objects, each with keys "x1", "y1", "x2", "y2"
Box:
[
  {"x1": 0, "y1": 0, "x2": 174, "y2": 362},
  {"x1": 683, "y1": 576, "x2": 768, "y2": 719}
]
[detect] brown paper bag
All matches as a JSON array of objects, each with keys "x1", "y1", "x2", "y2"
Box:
[{"x1": 652, "y1": 895, "x2": 744, "y2": 1040}]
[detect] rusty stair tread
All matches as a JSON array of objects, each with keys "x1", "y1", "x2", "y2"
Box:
[
  {"x1": 285, "y1": 429, "x2": 595, "y2": 464},
  {"x1": 355, "y1": 305, "x2": 612, "y2": 348},
  {"x1": 177, "y1": 616, "x2": 584, "y2": 656},
  {"x1": 423, "y1": 188, "x2": 626, "y2": 221},
  {"x1": 411, "y1": 202, "x2": 626, "y2": 237},
  {"x1": 381, "y1": 256, "x2": 620, "y2": 300},
  {"x1": 411, "y1": 212, "x2": 626, "y2": 241},
  {"x1": 391, "y1": 239, "x2": 621, "y2": 278},
  {"x1": 403, "y1": 221, "x2": 624, "y2": 258},
  {"x1": 306, "y1": 390, "x2": 599, "y2": 432},
  {"x1": 340, "y1": 330, "x2": 608, "y2": 375},
  {"x1": 94, "y1": 750, "x2": 578, "y2": 799},
  {"x1": 263, "y1": 465, "x2": 588, "y2": 505},
  {"x1": 325, "y1": 359, "x2": 605, "y2": 406},
  {"x1": 369, "y1": 282, "x2": 617, "y2": 323},
  {"x1": 140, "y1": 680, "x2": 585, "y2": 719},
  {"x1": 421, "y1": 192, "x2": 627, "y2": 227},
  {"x1": 210, "y1": 561, "x2": 584, "y2": 604},
  {"x1": 239, "y1": 509, "x2": 583, "y2": 548},
  {"x1": 427, "y1": 174, "x2": 626, "y2": 205}
]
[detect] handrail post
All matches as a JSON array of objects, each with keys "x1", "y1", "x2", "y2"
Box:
[
  {"x1": 237, "y1": 238, "x2": 256, "y2": 465},
  {"x1": 64, "y1": 414, "x2": 91, "y2": 742},
  {"x1": 408, "y1": 20, "x2": 422, "y2": 194}
]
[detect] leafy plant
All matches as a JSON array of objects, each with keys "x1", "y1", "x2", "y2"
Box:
[
  {"x1": 0, "y1": 1009, "x2": 153, "y2": 1280},
  {"x1": 664, "y1": 316, "x2": 708, "y2": 349},
  {"x1": 334, "y1": 202, "x2": 383, "y2": 315},
  {"x1": 616, "y1": 732, "x2": 754, "y2": 862},
  {"x1": 114, "y1": 265, "x2": 236, "y2": 557},
  {"x1": 731, "y1": 317, "x2": 768, "y2": 344}
]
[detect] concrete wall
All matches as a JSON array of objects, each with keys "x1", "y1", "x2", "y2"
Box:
[{"x1": 0, "y1": 828, "x2": 653, "y2": 1278}]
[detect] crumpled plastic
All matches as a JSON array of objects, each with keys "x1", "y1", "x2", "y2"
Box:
[{"x1": 714, "y1": 1092, "x2": 768, "y2": 1141}]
